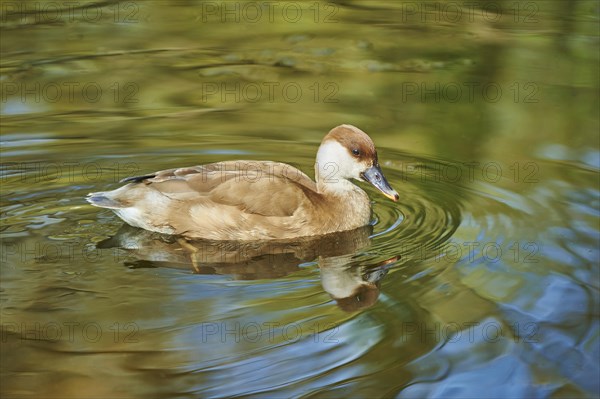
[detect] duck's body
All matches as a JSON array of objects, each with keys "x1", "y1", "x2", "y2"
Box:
[{"x1": 87, "y1": 124, "x2": 398, "y2": 240}]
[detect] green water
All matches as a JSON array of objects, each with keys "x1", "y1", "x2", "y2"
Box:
[{"x1": 1, "y1": 1, "x2": 599, "y2": 398}]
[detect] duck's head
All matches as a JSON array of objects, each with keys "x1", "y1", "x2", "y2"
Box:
[{"x1": 315, "y1": 124, "x2": 399, "y2": 201}]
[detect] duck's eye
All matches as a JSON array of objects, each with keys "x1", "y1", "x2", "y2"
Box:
[{"x1": 352, "y1": 149, "x2": 360, "y2": 156}]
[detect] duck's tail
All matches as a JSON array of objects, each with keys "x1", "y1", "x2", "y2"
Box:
[{"x1": 86, "y1": 191, "x2": 126, "y2": 209}]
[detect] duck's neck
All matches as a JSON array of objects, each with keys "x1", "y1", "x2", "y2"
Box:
[
  {"x1": 314, "y1": 163, "x2": 369, "y2": 209},
  {"x1": 314, "y1": 157, "x2": 351, "y2": 195},
  {"x1": 314, "y1": 162, "x2": 371, "y2": 231},
  {"x1": 316, "y1": 173, "x2": 359, "y2": 197}
]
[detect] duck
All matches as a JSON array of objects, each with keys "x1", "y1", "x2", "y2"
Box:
[{"x1": 86, "y1": 124, "x2": 399, "y2": 240}]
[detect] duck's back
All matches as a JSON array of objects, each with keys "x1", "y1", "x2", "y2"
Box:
[{"x1": 88, "y1": 161, "x2": 329, "y2": 240}]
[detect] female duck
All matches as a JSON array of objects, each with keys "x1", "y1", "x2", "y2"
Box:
[{"x1": 87, "y1": 124, "x2": 399, "y2": 240}]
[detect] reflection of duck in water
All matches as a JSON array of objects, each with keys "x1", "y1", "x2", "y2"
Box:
[
  {"x1": 96, "y1": 225, "x2": 396, "y2": 311},
  {"x1": 87, "y1": 125, "x2": 398, "y2": 240},
  {"x1": 320, "y1": 255, "x2": 395, "y2": 312}
]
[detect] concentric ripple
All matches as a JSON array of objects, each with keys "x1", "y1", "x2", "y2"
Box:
[{"x1": 366, "y1": 152, "x2": 464, "y2": 269}]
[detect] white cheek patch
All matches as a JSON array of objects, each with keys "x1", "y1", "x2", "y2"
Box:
[{"x1": 316, "y1": 140, "x2": 367, "y2": 181}]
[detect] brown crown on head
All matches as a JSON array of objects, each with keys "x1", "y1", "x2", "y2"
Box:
[{"x1": 324, "y1": 125, "x2": 378, "y2": 164}]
